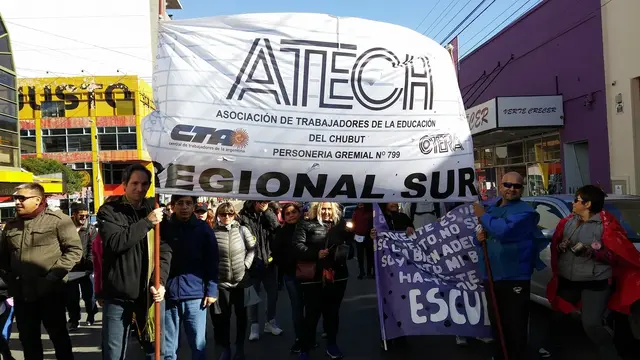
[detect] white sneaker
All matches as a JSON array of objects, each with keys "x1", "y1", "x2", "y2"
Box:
[
  {"x1": 455, "y1": 336, "x2": 468, "y2": 346},
  {"x1": 264, "y1": 319, "x2": 284, "y2": 336},
  {"x1": 248, "y1": 323, "x2": 260, "y2": 341}
]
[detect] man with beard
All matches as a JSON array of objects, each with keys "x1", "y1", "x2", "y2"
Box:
[
  {"x1": 238, "y1": 200, "x2": 282, "y2": 341},
  {"x1": 98, "y1": 164, "x2": 172, "y2": 360},
  {"x1": 0, "y1": 183, "x2": 82, "y2": 360},
  {"x1": 473, "y1": 172, "x2": 546, "y2": 360},
  {"x1": 66, "y1": 203, "x2": 99, "y2": 331}
]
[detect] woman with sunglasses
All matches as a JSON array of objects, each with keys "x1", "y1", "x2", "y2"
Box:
[
  {"x1": 211, "y1": 202, "x2": 256, "y2": 360},
  {"x1": 545, "y1": 185, "x2": 640, "y2": 360},
  {"x1": 294, "y1": 202, "x2": 352, "y2": 360}
]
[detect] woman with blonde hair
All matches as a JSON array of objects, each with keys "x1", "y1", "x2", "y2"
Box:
[{"x1": 294, "y1": 202, "x2": 352, "y2": 360}]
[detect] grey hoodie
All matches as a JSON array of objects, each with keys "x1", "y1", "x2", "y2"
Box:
[{"x1": 558, "y1": 213, "x2": 612, "y2": 282}]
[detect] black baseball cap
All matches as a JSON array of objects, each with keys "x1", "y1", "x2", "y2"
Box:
[{"x1": 195, "y1": 203, "x2": 208, "y2": 213}]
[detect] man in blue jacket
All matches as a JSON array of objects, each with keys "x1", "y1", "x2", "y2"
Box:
[
  {"x1": 162, "y1": 195, "x2": 219, "y2": 360},
  {"x1": 473, "y1": 172, "x2": 546, "y2": 360}
]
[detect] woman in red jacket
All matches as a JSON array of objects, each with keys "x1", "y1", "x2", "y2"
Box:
[{"x1": 351, "y1": 203, "x2": 374, "y2": 279}]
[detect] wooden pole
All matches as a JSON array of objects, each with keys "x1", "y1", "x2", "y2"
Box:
[
  {"x1": 481, "y1": 238, "x2": 509, "y2": 360},
  {"x1": 154, "y1": 195, "x2": 161, "y2": 360}
]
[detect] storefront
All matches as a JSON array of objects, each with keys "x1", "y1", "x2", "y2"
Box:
[
  {"x1": 466, "y1": 95, "x2": 564, "y2": 199},
  {"x1": 459, "y1": 0, "x2": 610, "y2": 196}
]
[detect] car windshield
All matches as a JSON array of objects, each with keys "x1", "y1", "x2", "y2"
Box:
[
  {"x1": 343, "y1": 206, "x2": 355, "y2": 219},
  {"x1": 567, "y1": 199, "x2": 640, "y2": 242}
]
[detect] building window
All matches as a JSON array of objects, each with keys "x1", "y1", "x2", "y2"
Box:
[
  {"x1": 0, "y1": 114, "x2": 16, "y2": 133},
  {"x1": 0, "y1": 145, "x2": 18, "y2": 167},
  {"x1": 67, "y1": 162, "x2": 92, "y2": 170},
  {"x1": 20, "y1": 129, "x2": 36, "y2": 154},
  {"x1": 0, "y1": 97, "x2": 16, "y2": 117},
  {"x1": 0, "y1": 68, "x2": 15, "y2": 89},
  {"x1": 41, "y1": 127, "x2": 92, "y2": 153},
  {"x1": 0, "y1": 54, "x2": 12, "y2": 71},
  {"x1": 495, "y1": 142, "x2": 525, "y2": 165},
  {"x1": 0, "y1": 129, "x2": 18, "y2": 148},
  {"x1": 116, "y1": 100, "x2": 135, "y2": 115},
  {"x1": 41, "y1": 101, "x2": 65, "y2": 118},
  {"x1": 42, "y1": 135, "x2": 67, "y2": 153},
  {"x1": 0, "y1": 85, "x2": 15, "y2": 105},
  {"x1": 0, "y1": 36, "x2": 8, "y2": 52},
  {"x1": 102, "y1": 163, "x2": 133, "y2": 185},
  {"x1": 97, "y1": 126, "x2": 137, "y2": 151},
  {"x1": 67, "y1": 134, "x2": 92, "y2": 152}
]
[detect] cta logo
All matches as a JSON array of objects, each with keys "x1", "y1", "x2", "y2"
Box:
[
  {"x1": 170, "y1": 124, "x2": 249, "y2": 148},
  {"x1": 419, "y1": 134, "x2": 464, "y2": 155}
]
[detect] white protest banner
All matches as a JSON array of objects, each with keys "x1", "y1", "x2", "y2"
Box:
[{"x1": 143, "y1": 13, "x2": 477, "y2": 202}]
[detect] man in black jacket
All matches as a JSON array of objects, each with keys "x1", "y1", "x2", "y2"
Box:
[
  {"x1": 66, "y1": 202, "x2": 98, "y2": 330},
  {"x1": 97, "y1": 164, "x2": 172, "y2": 360},
  {"x1": 238, "y1": 200, "x2": 281, "y2": 341}
]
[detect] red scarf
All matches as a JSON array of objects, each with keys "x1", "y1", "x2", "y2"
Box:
[
  {"x1": 19, "y1": 201, "x2": 47, "y2": 220},
  {"x1": 547, "y1": 210, "x2": 640, "y2": 314}
]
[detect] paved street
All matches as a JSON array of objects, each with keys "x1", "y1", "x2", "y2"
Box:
[{"x1": 7, "y1": 260, "x2": 632, "y2": 359}]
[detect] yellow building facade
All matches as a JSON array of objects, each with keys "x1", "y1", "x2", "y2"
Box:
[
  {"x1": 0, "y1": 14, "x2": 64, "y2": 198},
  {"x1": 18, "y1": 75, "x2": 156, "y2": 209}
]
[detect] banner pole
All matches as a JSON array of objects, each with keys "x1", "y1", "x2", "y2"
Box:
[
  {"x1": 372, "y1": 206, "x2": 388, "y2": 352},
  {"x1": 154, "y1": 194, "x2": 161, "y2": 360},
  {"x1": 476, "y1": 189, "x2": 508, "y2": 360}
]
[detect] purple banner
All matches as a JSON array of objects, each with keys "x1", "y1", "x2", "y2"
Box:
[{"x1": 373, "y1": 204, "x2": 492, "y2": 339}]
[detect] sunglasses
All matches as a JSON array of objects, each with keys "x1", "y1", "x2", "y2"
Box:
[
  {"x1": 502, "y1": 182, "x2": 523, "y2": 190},
  {"x1": 13, "y1": 195, "x2": 39, "y2": 202},
  {"x1": 573, "y1": 198, "x2": 585, "y2": 204},
  {"x1": 218, "y1": 213, "x2": 235, "y2": 218}
]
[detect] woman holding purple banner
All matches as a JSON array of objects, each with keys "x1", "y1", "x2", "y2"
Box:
[
  {"x1": 294, "y1": 202, "x2": 352, "y2": 360},
  {"x1": 370, "y1": 202, "x2": 415, "y2": 350}
]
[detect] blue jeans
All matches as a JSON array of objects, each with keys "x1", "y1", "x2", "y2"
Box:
[
  {"x1": 102, "y1": 299, "x2": 165, "y2": 360},
  {"x1": 284, "y1": 275, "x2": 304, "y2": 340},
  {"x1": 164, "y1": 299, "x2": 207, "y2": 360}
]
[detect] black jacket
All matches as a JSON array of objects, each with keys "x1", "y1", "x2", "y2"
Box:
[
  {"x1": 294, "y1": 219, "x2": 351, "y2": 282},
  {"x1": 384, "y1": 211, "x2": 415, "y2": 231},
  {"x1": 97, "y1": 196, "x2": 172, "y2": 302},
  {"x1": 69, "y1": 225, "x2": 96, "y2": 278},
  {"x1": 238, "y1": 201, "x2": 280, "y2": 266},
  {"x1": 271, "y1": 223, "x2": 298, "y2": 277}
]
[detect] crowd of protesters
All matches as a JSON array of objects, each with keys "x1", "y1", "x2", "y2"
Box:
[{"x1": 0, "y1": 164, "x2": 637, "y2": 360}]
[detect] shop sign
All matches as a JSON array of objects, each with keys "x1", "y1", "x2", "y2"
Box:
[
  {"x1": 496, "y1": 95, "x2": 564, "y2": 127},
  {"x1": 465, "y1": 98, "x2": 497, "y2": 135}
]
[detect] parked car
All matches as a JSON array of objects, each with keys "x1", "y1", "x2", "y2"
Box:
[{"x1": 342, "y1": 205, "x2": 356, "y2": 229}]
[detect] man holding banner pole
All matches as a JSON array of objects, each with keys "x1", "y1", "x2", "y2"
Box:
[{"x1": 473, "y1": 172, "x2": 547, "y2": 360}]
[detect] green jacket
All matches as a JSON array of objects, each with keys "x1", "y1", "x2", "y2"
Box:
[{"x1": 0, "y1": 208, "x2": 83, "y2": 302}]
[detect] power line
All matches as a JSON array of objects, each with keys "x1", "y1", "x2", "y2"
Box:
[
  {"x1": 440, "y1": 0, "x2": 497, "y2": 45},
  {"x1": 5, "y1": 21, "x2": 152, "y2": 63},
  {"x1": 460, "y1": 0, "x2": 612, "y2": 59},
  {"x1": 439, "y1": 0, "x2": 494, "y2": 45},
  {"x1": 460, "y1": 0, "x2": 535, "y2": 58},
  {"x1": 414, "y1": 0, "x2": 446, "y2": 31},
  {"x1": 468, "y1": 56, "x2": 514, "y2": 106},
  {"x1": 422, "y1": 0, "x2": 461, "y2": 36},
  {"x1": 12, "y1": 40, "x2": 137, "y2": 77},
  {"x1": 514, "y1": 0, "x2": 614, "y2": 61},
  {"x1": 459, "y1": 0, "x2": 526, "y2": 53},
  {"x1": 431, "y1": 0, "x2": 472, "y2": 40}
]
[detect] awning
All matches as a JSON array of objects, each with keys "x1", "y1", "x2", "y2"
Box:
[
  {"x1": 0, "y1": 168, "x2": 65, "y2": 195},
  {"x1": 466, "y1": 95, "x2": 564, "y2": 137}
]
